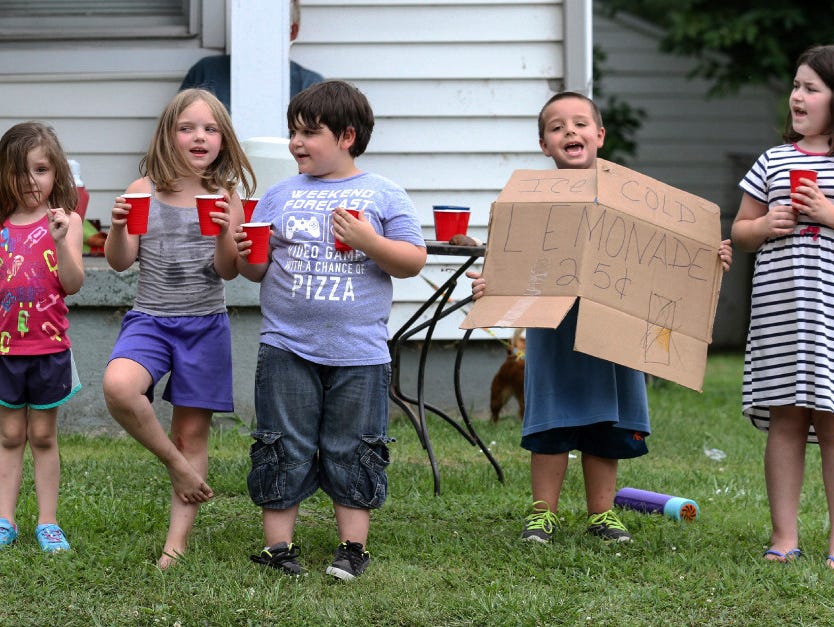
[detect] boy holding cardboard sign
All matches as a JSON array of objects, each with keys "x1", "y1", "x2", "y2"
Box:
[{"x1": 467, "y1": 92, "x2": 732, "y2": 543}]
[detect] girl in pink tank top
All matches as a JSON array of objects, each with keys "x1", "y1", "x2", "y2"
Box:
[{"x1": 0, "y1": 121, "x2": 84, "y2": 552}]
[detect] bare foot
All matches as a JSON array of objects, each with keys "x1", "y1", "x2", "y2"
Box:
[
  {"x1": 157, "y1": 551, "x2": 182, "y2": 570},
  {"x1": 827, "y1": 555, "x2": 834, "y2": 569},
  {"x1": 166, "y1": 460, "x2": 214, "y2": 504}
]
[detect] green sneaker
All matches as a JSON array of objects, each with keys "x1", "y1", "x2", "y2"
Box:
[
  {"x1": 521, "y1": 500, "x2": 558, "y2": 543},
  {"x1": 587, "y1": 510, "x2": 632, "y2": 543}
]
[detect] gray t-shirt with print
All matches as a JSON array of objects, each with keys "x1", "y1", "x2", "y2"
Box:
[{"x1": 253, "y1": 172, "x2": 425, "y2": 366}]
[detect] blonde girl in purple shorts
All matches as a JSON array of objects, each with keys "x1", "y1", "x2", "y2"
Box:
[{"x1": 102, "y1": 89, "x2": 254, "y2": 569}]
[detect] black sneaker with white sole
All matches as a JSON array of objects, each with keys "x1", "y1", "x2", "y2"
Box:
[
  {"x1": 587, "y1": 510, "x2": 632, "y2": 543},
  {"x1": 325, "y1": 541, "x2": 370, "y2": 580},
  {"x1": 250, "y1": 541, "x2": 306, "y2": 575}
]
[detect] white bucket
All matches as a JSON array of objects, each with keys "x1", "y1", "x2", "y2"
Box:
[{"x1": 241, "y1": 137, "x2": 298, "y2": 197}]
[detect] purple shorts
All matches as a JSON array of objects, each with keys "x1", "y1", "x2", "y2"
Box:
[
  {"x1": 0, "y1": 349, "x2": 81, "y2": 409},
  {"x1": 108, "y1": 310, "x2": 234, "y2": 412}
]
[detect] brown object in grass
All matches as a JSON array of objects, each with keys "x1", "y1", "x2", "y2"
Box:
[{"x1": 490, "y1": 329, "x2": 525, "y2": 422}]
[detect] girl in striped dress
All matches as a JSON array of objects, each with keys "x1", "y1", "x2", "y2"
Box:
[{"x1": 733, "y1": 45, "x2": 834, "y2": 566}]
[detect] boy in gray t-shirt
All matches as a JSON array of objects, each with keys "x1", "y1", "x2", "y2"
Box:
[{"x1": 235, "y1": 80, "x2": 426, "y2": 580}]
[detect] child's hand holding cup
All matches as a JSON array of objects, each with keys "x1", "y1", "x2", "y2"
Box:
[
  {"x1": 195, "y1": 194, "x2": 225, "y2": 235},
  {"x1": 122, "y1": 193, "x2": 152, "y2": 234},
  {"x1": 243, "y1": 198, "x2": 260, "y2": 223},
  {"x1": 240, "y1": 222, "x2": 271, "y2": 263},
  {"x1": 334, "y1": 208, "x2": 361, "y2": 252}
]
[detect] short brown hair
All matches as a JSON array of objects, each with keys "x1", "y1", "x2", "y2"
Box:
[
  {"x1": 288, "y1": 80, "x2": 375, "y2": 157},
  {"x1": 537, "y1": 91, "x2": 603, "y2": 139}
]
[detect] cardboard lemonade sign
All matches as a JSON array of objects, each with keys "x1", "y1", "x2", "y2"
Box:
[{"x1": 460, "y1": 159, "x2": 723, "y2": 392}]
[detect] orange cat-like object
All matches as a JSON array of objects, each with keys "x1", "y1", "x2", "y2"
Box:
[{"x1": 489, "y1": 329, "x2": 525, "y2": 422}]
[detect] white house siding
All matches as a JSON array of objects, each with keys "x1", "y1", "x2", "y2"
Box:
[
  {"x1": 0, "y1": 7, "x2": 221, "y2": 224},
  {"x1": 0, "y1": 0, "x2": 577, "y2": 340},
  {"x1": 297, "y1": 0, "x2": 571, "y2": 338}
]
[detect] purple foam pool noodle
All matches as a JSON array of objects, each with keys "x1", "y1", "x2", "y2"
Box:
[{"x1": 614, "y1": 487, "x2": 699, "y2": 521}]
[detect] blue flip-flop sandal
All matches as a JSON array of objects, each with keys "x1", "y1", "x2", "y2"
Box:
[{"x1": 763, "y1": 548, "x2": 801, "y2": 562}]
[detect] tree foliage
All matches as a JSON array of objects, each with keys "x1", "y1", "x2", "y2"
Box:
[
  {"x1": 594, "y1": 46, "x2": 645, "y2": 164},
  {"x1": 598, "y1": 0, "x2": 834, "y2": 96}
]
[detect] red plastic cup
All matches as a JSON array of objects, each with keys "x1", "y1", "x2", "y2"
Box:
[
  {"x1": 196, "y1": 194, "x2": 224, "y2": 236},
  {"x1": 433, "y1": 206, "x2": 470, "y2": 241},
  {"x1": 335, "y1": 209, "x2": 360, "y2": 252},
  {"x1": 76, "y1": 184, "x2": 90, "y2": 221},
  {"x1": 123, "y1": 193, "x2": 151, "y2": 235},
  {"x1": 243, "y1": 198, "x2": 260, "y2": 223},
  {"x1": 241, "y1": 222, "x2": 271, "y2": 264},
  {"x1": 456, "y1": 211, "x2": 471, "y2": 236},
  {"x1": 790, "y1": 169, "x2": 817, "y2": 194},
  {"x1": 790, "y1": 170, "x2": 818, "y2": 212}
]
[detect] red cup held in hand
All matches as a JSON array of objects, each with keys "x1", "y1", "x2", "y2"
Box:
[
  {"x1": 243, "y1": 198, "x2": 260, "y2": 223},
  {"x1": 790, "y1": 169, "x2": 817, "y2": 195},
  {"x1": 123, "y1": 193, "x2": 151, "y2": 235},
  {"x1": 196, "y1": 194, "x2": 224, "y2": 236},
  {"x1": 790, "y1": 170, "x2": 818, "y2": 212},
  {"x1": 241, "y1": 222, "x2": 271, "y2": 264},
  {"x1": 334, "y1": 209, "x2": 361, "y2": 252}
]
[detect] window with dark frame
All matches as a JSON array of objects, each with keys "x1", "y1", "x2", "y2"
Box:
[{"x1": 0, "y1": 1, "x2": 195, "y2": 40}]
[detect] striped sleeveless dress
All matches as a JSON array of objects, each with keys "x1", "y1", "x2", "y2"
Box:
[{"x1": 739, "y1": 143, "x2": 834, "y2": 443}]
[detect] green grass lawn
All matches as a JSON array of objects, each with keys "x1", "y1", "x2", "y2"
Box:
[{"x1": 4, "y1": 352, "x2": 834, "y2": 626}]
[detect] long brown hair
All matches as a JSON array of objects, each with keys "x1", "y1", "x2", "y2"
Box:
[
  {"x1": 0, "y1": 121, "x2": 77, "y2": 223},
  {"x1": 783, "y1": 45, "x2": 834, "y2": 155},
  {"x1": 140, "y1": 88, "x2": 255, "y2": 197}
]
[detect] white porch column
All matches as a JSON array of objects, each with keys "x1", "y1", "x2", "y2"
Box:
[
  {"x1": 563, "y1": 0, "x2": 594, "y2": 97},
  {"x1": 229, "y1": 0, "x2": 290, "y2": 139}
]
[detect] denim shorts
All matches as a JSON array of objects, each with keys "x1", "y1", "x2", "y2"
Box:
[
  {"x1": 248, "y1": 343, "x2": 392, "y2": 510},
  {"x1": 521, "y1": 422, "x2": 649, "y2": 459},
  {"x1": 108, "y1": 310, "x2": 234, "y2": 412},
  {"x1": 0, "y1": 349, "x2": 81, "y2": 409}
]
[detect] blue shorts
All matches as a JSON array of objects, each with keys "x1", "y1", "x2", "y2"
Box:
[
  {"x1": 108, "y1": 310, "x2": 234, "y2": 412},
  {"x1": 521, "y1": 422, "x2": 648, "y2": 459},
  {"x1": 0, "y1": 349, "x2": 81, "y2": 409},
  {"x1": 247, "y1": 344, "x2": 392, "y2": 510}
]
